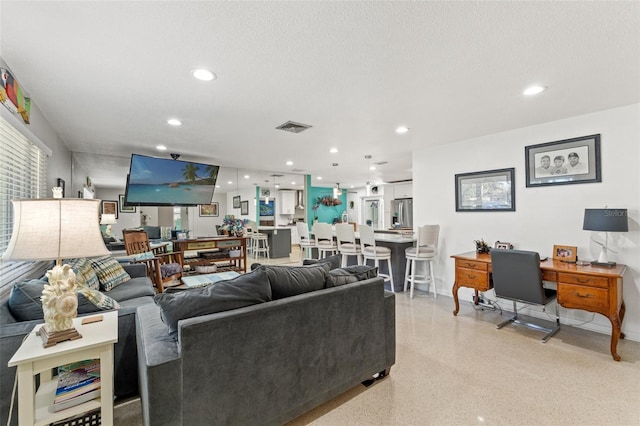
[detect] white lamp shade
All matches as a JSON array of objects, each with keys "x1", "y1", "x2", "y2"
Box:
[
  {"x1": 2, "y1": 199, "x2": 110, "y2": 262},
  {"x1": 100, "y1": 213, "x2": 117, "y2": 225}
]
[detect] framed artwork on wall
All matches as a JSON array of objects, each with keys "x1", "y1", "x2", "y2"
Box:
[
  {"x1": 119, "y1": 194, "x2": 136, "y2": 213},
  {"x1": 199, "y1": 202, "x2": 219, "y2": 217},
  {"x1": 233, "y1": 196, "x2": 241, "y2": 209},
  {"x1": 525, "y1": 134, "x2": 601, "y2": 187},
  {"x1": 455, "y1": 168, "x2": 515, "y2": 212},
  {"x1": 101, "y1": 200, "x2": 118, "y2": 219},
  {"x1": 240, "y1": 200, "x2": 249, "y2": 215}
]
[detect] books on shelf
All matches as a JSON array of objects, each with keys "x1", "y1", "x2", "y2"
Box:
[{"x1": 53, "y1": 359, "x2": 101, "y2": 408}]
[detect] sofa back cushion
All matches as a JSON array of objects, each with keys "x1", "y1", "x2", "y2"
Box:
[
  {"x1": 8, "y1": 279, "x2": 120, "y2": 321},
  {"x1": 301, "y1": 253, "x2": 341, "y2": 270},
  {"x1": 325, "y1": 265, "x2": 378, "y2": 288},
  {"x1": 260, "y1": 263, "x2": 330, "y2": 300},
  {"x1": 154, "y1": 268, "x2": 272, "y2": 339}
]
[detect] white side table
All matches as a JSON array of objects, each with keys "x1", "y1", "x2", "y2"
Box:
[{"x1": 8, "y1": 311, "x2": 118, "y2": 426}]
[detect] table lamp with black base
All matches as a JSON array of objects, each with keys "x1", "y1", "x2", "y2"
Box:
[
  {"x1": 1, "y1": 198, "x2": 110, "y2": 347},
  {"x1": 583, "y1": 208, "x2": 628, "y2": 267}
]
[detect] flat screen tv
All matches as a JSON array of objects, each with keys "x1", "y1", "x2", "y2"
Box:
[{"x1": 124, "y1": 154, "x2": 219, "y2": 206}]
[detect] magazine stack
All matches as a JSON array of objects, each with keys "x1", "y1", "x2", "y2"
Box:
[{"x1": 52, "y1": 359, "x2": 101, "y2": 412}]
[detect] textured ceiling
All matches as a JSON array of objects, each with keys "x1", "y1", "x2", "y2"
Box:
[{"x1": 1, "y1": 1, "x2": 639, "y2": 191}]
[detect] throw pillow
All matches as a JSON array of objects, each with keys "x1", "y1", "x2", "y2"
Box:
[
  {"x1": 261, "y1": 263, "x2": 330, "y2": 300},
  {"x1": 90, "y1": 256, "x2": 131, "y2": 291},
  {"x1": 325, "y1": 265, "x2": 378, "y2": 288},
  {"x1": 63, "y1": 258, "x2": 100, "y2": 290},
  {"x1": 302, "y1": 253, "x2": 342, "y2": 270},
  {"x1": 133, "y1": 251, "x2": 154, "y2": 261},
  {"x1": 7, "y1": 279, "x2": 47, "y2": 321},
  {"x1": 77, "y1": 286, "x2": 121, "y2": 312},
  {"x1": 154, "y1": 268, "x2": 272, "y2": 339}
]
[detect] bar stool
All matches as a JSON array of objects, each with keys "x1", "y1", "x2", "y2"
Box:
[
  {"x1": 404, "y1": 225, "x2": 439, "y2": 298},
  {"x1": 296, "y1": 222, "x2": 316, "y2": 261},
  {"x1": 359, "y1": 224, "x2": 394, "y2": 293},
  {"x1": 247, "y1": 220, "x2": 269, "y2": 259},
  {"x1": 311, "y1": 222, "x2": 337, "y2": 258},
  {"x1": 335, "y1": 223, "x2": 362, "y2": 267}
]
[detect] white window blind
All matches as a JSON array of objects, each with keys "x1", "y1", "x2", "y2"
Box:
[{"x1": 0, "y1": 115, "x2": 50, "y2": 291}]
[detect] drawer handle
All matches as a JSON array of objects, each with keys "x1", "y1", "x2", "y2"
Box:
[
  {"x1": 576, "y1": 293, "x2": 591, "y2": 299},
  {"x1": 466, "y1": 274, "x2": 477, "y2": 279},
  {"x1": 464, "y1": 262, "x2": 474, "y2": 267},
  {"x1": 575, "y1": 277, "x2": 591, "y2": 284}
]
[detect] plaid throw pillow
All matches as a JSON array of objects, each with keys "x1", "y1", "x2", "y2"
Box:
[
  {"x1": 64, "y1": 258, "x2": 100, "y2": 290},
  {"x1": 90, "y1": 256, "x2": 131, "y2": 291},
  {"x1": 77, "y1": 286, "x2": 120, "y2": 311}
]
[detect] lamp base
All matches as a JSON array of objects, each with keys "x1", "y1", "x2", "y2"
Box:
[
  {"x1": 37, "y1": 325, "x2": 82, "y2": 348},
  {"x1": 590, "y1": 260, "x2": 617, "y2": 268}
]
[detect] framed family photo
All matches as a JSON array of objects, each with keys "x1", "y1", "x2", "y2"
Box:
[
  {"x1": 455, "y1": 168, "x2": 515, "y2": 212},
  {"x1": 525, "y1": 134, "x2": 601, "y2": 187},
  {"x1": 199, "y1": 202, "x2": 219, "y2": 217},
  {"x1": 553, "y1": 245, "x2": 577, "y2": 262}
]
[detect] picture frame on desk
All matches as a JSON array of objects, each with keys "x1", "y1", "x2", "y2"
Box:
[
  {"x1": 553, "y1": 245, "x2": 577, "y2": 262},
  {"x1": 455, "y1": 168, "x2": 515, "y2": 212},
  {"x1": 494, "y1": 241, "x2": 513, "y2": 249},
  {"x1": 525, "y1": 134, "x2": 601, "y2": 187},
  {"x1": 101, "y1": 200, "x2": 118, "y2": 219}
]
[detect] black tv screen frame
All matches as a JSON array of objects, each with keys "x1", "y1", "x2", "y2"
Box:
[{"x1": 124, "y1": 154, "x2": 219, "y2": 206}]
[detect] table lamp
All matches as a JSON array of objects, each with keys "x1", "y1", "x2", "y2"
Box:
[
  {"x1": 100, "y1": 213, "x2": 117, "y2": 237},
  {"x1": 583, "y1": 208, "x2": 628, "y2": 267},
  {"x1": 1, "y1": 199, "x2": 110, "y2": 347}
]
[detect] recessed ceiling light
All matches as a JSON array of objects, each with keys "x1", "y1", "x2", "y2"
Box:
[
  {"x1": 291, "y1": 181, "x2": 296, "y2": 185},
  {"x1": 275, "y1": 184, "x2": 280, "y2": 188},
  {"x1": 216, "y1": 185, "x2": 220, "y2": 188},
  {"x1": 317, "y1": 176, "x2": 323, "y2": 180},
  {"x1": 329, "y1": 148, "x2": 338, "y2": 154},
  {"x1": 167, "y1": 119, "x2": 182, "y2": 126},
  {"x1": 396, "y1": 126, "x2": 409, "y2": 134},
  {"x1": 156, "y1": 145, "x2": 167, "y2": 151},
  {"x1": 286, "y1": 161, "x2": 293, "y2": 166},
  {"x1": 523, "y1": 85, "x2": 546, "y2": 96},
  {"x1": 369, "y1": 166, "x2": 376, "y2": 171},
  {"x1": 227, "y1": 181, "x2": 233, "y2": 184},
  {"x1": 192, "y1": 69, "x2": 216, "y2": 81},
  {"x1": 244, "y1": 175, "x2": 250, "y2": 179}
]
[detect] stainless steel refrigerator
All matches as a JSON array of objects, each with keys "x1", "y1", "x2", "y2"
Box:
[{"x1": 391, "y1": 198, "x2": 413, "y2": 228}]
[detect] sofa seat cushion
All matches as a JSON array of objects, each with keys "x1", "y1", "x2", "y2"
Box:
[
  {"x1": 260, "y1": 263, "x2": 330, "y2": 300},
  {"x1": 154, "y1": 268, "x2": 272, "y2": 339},
  {"x1": 8, "y1": 279, "x2": 122, "y2": 321},
  {"x1": 326, "y1": 265, "x2": 378, "y2": 288},
  {"x1": 90, "y1": 256, "x2": 131, "y2": 291},
  {"x1": 104, "y1": 277, "x2": 155, "y2": 302}
]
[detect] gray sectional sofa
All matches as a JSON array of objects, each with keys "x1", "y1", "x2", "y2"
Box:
[
  {"x1": 136, "y1": 263, "x2": 396, "y2": 425},
  {"x1": 0, "y1": 263, "x2": 155, "y2": 426}
]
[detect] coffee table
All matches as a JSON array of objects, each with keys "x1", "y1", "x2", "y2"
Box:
[{"x1": 180, "y1": 271, "x2": 241, "y2": 289}]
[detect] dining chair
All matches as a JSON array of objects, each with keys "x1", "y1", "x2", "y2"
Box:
[
  {"x1": 358, "y1": 224, "x2": 394, "y2": 292},
  {"x1": 404, "y1": 225, "x2": 439, "y2": 298}
]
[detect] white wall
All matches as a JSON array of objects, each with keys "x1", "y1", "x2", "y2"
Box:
[
  {"x1": 413, "y1": 104, "x2": 640, "y2": 341},
  {"x1": 188, "y1": 192, "x2": 229, "y2": 237}
]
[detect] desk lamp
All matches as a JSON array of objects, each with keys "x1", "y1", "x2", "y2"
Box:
[
  {"x1": 583, "y1": 208, "x2": 628, "y2": 267},
  {"x1": 1, "y1": 199, "x2": 109, "y2": 347}
]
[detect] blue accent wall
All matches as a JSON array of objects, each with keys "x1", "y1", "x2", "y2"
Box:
[{"x1": 306, "y1": 175, "x2": 347, "y2": 224}]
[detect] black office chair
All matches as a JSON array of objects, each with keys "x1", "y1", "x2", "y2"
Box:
[{"x1": 491, "y1": 249, "x2": 560, "y2": 343}]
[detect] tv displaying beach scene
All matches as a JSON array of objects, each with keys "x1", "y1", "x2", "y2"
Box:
[{"x1": 124, "y1": 154, "x2": 219, "y2": 206}]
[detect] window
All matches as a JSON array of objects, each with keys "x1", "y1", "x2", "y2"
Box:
[{"x1": 0, "y1": 115, "x2": 50, "y2": 292}]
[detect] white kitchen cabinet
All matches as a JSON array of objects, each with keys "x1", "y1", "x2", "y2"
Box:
[
  {"x1": 279, "y1": 191, "x2": 296, "y2": 215},
  {"x1": 290, "y1": 225, "x2": 299, "y2": 245},
  {"x1": 393, "y1": 182, "x2": 413, "y2": 199}
]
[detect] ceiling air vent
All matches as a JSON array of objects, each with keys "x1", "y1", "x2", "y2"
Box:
[{"x1": 276, "y1": 121, "x2": 312, "y2": 133}]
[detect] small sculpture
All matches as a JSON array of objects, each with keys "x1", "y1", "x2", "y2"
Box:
[
  {"x1": 52, "y1": 187, "x2": 63, "y2": 198},
  {"x1": 42, "y1": 264, "x2": 78, "y2": 332}
]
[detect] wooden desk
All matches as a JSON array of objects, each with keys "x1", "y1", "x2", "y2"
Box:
[{"x1": 451, "y1": 251, "x2": 627, "y2": 361}]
